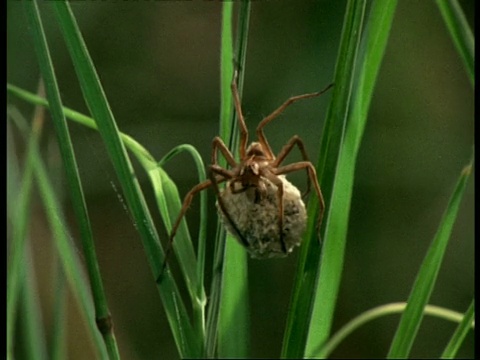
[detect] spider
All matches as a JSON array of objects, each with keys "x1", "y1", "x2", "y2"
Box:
[{"x1": 163, "y1": 73, "x2": 333, "y2": 271}]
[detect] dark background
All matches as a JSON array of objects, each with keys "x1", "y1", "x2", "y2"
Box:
[{"x1": 7, "y1": 1, "x2": 474, "y2": 359}]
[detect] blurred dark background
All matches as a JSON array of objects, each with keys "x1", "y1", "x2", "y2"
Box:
[{"x1": 7, "y1": 1, "x2": 474, "y2": 359}]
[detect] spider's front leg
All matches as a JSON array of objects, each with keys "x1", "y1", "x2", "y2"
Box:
[
  {"x1": 158, "y1": 178, "x2": 215, "y2": 282},
  {"x1": 255, "y1": 82, "x2": 335, "y2": 160},
  {"x1": 231, "y1": 70, "x2": 249, "y2": 158},
  {"x1": 212, "y1": 136, "x2": 237, "y2": 168},
  {"x1": 273, "y1": 135, "x2": 312, "y2": 198}
]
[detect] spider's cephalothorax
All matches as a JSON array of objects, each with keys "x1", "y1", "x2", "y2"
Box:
[{"x1": 161, "y1": 73, "x2": 333, "y2": 272}]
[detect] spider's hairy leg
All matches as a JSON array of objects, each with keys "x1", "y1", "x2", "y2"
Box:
[
  {"x1": 231, "y1": 70, "x2": 249, "y2": 159},
  {"x1": 158, "y1": 179, "x2": 215, "y2": 282},
  {"x1": 275, "y1": 161, "x2": 325, "y2": 235},
  {"x1": 210, "y1": 164, "x2": 250, "y2": 248},
  {"x1": 263, "y1": 171, "x2": 287, "y2": 254},
  {"x1": 212, "y1": 136, "x2": 237, "y2": 167},
  {"x1": 273, "y1": 135, "x2": 312, "y2": 198},
  {"x1": 256, "y1": 82, "x2": 334, "y2": 159}
]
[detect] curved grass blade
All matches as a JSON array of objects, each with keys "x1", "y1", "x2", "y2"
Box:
[
  {"x1": 50, "y1": 2, "x2": 200, "y2": 356},
  {"x1": 282, "y1": 1, "x2": 367, "y2": 357},
  {"x1": 435, "y1": 0, "x2": 474, "y2": 86},
  {"x1": 23, "y1": 1, "x2": 120, "y2": 357},
  {"x1": 441, "y1": 299, "x2": 475, "y2": 358},
  {"x1": 158, "y1": 144, "x2": 208, "y2": 340},
  {"x1": 304, "y1": 1, "x2": 397, "y2": 357},
  {"x1": 8, "y1": 84, "x2": 202, "y2": 356},
  {"x1": 387, "y1": 156, "x2": 474, "y2": 358},
  {"x1": 315, "y1": 302, "x2": 475, "y2": 358}
]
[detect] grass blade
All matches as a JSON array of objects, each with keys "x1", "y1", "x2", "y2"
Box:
[
  {"x1": 10, "y1": 111, "x2": 108, "y2": 359},
  {"x1": 316, "y1": 302, "x2": 475, "y2": 358},
  {"x1": 50, "y1": 263, "x2": 68, "y2": 360},
  {"x1": 435, "y1": 0, "x2": 474, "y2": 86},
  {"x1": 50, "y1": 2, "x2": 200, "y2": 356},
  {"x1": 7, "y1": 87, "x2": 45, "y2": 359},
  {"x1": 23, "y1": 1, "x2": 120, "y2": 357},
  {"x1": 304, "y1": 1, "x2": 397, "y2": 357},
  {"x1": 282, "y1": 1, "x2": 366, "y2": 357},
  {"x1": 8, "y1": 83, "x2": 202, "y2": 357},
  {"x1": 158, "y1": 144, "x2": 208, "y2": 340},
  {"x1": 218, "y1": 2, "x2": 251, "y2": 358},
  {"x1": 441, "y1": 300, "x2": 475, "y2": 358},
  {"x1": 21, "y1": 245, "x2": 48, "y2": 360},
  {"x1": 387, "y1": 156, "x2": 474, "y2": 358},
  {"x1": 206, "y1": 2, "x2": 251, "y2": 357}
]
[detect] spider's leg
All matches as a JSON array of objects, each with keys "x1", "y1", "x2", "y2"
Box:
[
  {"x1": 210, "y1": 164, "x2": 250, "y2": 248},
  {"x1": 273, "y1": 135, "x2": 312, "y2": 198},
  {"x1": 231, "y1": 70, "x2": 249, "y2": 159},
  {"x1": 263, "y1": 171, "x2": 287, "y2": 253},
  {"x1": 275, "y1": 161, "x2": 325, "y2": 236},
  {"x1": 158, "y1": 178, "x2": 221, "y2": 283},
  {"x1": 256, "y1": 83, "x2": 334, "y2": 160},
  {"x1": 212, "y1": 136, "x2": 237, "y2": 168}
]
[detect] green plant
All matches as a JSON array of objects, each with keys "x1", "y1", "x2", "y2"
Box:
[{"x1": 7, "y1": 0, "x2": 473, "y2": 359}]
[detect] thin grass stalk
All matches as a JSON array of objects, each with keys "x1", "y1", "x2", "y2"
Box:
[
  {"x1": 441, "y1": 300, "x2": 475, "y2": 358},
  {"x1": 7, "y1": 84, "x2": 204, "y2": 356},
  {"x1": 206, "y1": 1, "x2": 252, "y2": 357},
  {"x1": 50, "y1": 2, "x2": 200, "y2": 356},
  {"x1": 315, "y1": 302, "x2": 475, "y2": 358},
  {"x1": 11, "y1": 111, "x2": 109, "y2": 359},
  {"x1": 50, "y1": 261, "x2": 68, "y2": 360},
  {"x1": 158, "y1": 144, "x2": 208, "y2": 343},
  {"x1": 205, "y1": 5, "x2": 235, "y2": 355},
  {"x1": 21, "y1": 244, "x2": 48, "y2": 360},
  {"x1": 218, "y1": 1, "x2": 251, "y2": 358},
  {"x1": 282, "y1": 1, "x2": 366, "y2": 357},
  {"x1": 435, "y1": 0, "x2": 474, "y2": 86},
  {"x1": 6, "y1": 88, "x2": 45, "y2": 360},
  {"x1": 23, "y1": 2, "x2": 120, "y2": 357},
  {"x1": 387, "y1": 156, "x2": 474, "y2": 358}
]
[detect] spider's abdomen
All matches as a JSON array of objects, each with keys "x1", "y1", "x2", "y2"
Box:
[{"x1": 216, "y1": 175, "x2": 307, "y2": 258}]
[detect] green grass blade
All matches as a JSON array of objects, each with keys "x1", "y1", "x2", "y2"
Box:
[
  {"x1": 218, "y1": 1, "x2": 251, "y2": 358},
  {"x1": 7, "y1": 84, "x2": 201, "y2": 358},
  {"x1": 7, "y1": 104, "x2": 42, "y2": 360},
  {"x1": 387, "y1": 156, "x2": 474, "y2": 358},
  {"x1": 7, "y1": 84, "x2": 156, "y2": 166},
  {"x1": 51, "y1": 263, "x2": 68, "y2": 360},
  {"x1": 8, "y1": 84, "x2": 203, "y2": 318},
  {"x1": 21, "y1": 245, "x2": 48, "y2": 360},
  {"x1": 10, "y1": 112, "x2": 108, "y2": 359},
  {"x1": 158, "y1": 144, "x2": 208, "y2": 340},
  {"x1": 282, "y1": 1, "x2": 366, "y2": 357},
  {"x1": 441, "y1": 300, "x2": 475, "y2": 358},
  {"x1": 315, "y1": 302, "x2": 475, "y2": 358},
  {"x1": 304, "y1": 1, "x2": 397, "y2": 357},
  {"x1": 435, "y1": 0, "x2": 474, "y2": 86},
  {"x1": 23, "y1": 1, "x2": 120, "y2": 357},
  {"x1": 49, "y1": 2, "x2": 200, "y2": 356}
]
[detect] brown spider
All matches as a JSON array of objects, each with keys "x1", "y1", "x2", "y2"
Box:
[{"x1": 163, "y1": 74, "x2": 333, "y2": 271}]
